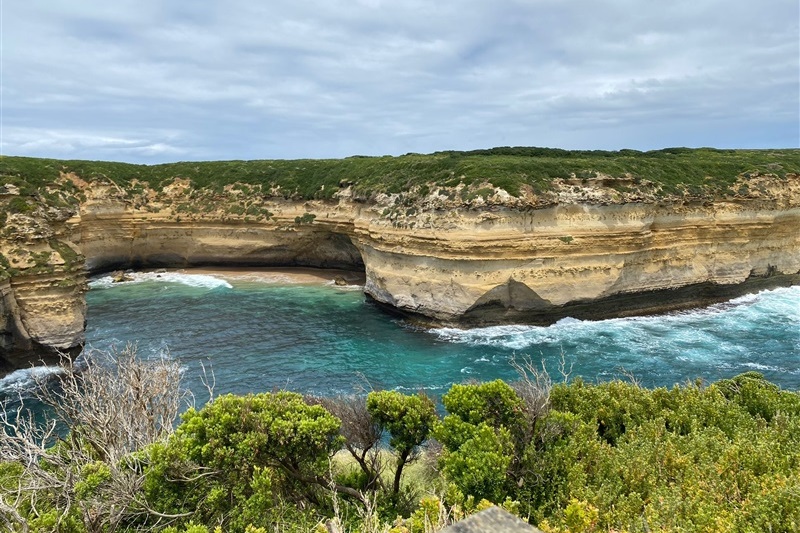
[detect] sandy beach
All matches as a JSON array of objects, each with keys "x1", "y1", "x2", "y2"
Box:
[{"x1": 171, "y1": 266, "x2": 366, "y2": 287}]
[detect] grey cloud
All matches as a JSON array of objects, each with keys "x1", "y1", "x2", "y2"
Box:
[
  {"x1": 3, "y1": 0, "x2": 798, "y2": 163},
  {"x1": 2, "y1": 127, "x2": 186, "y2": 160}
]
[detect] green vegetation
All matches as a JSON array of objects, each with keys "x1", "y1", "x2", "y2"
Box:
[
  {"x1": 366, "y1": 391, "x2": 437, "y2": 496},
  {"x1": 294, "y1": 213, "x2": 317, "y2": 225},
  {"x1": 6, "y1": 196, "x2": 34, "y2": 214},
  {"x1": 144, "y1": 392, "x2": 344, "y2": 531},
  {"x1": 1, "y1": 148, "x2": 798, "y2": 202},
  {"x1": 0, "y1": 252, "x2": 17, "y2": 281},
  {"x1": 48, "y1": 239, "x2": 83, "y2": 271},
  {"x1": 1, "y1": 348, "x2": 799, "y2": 532}
]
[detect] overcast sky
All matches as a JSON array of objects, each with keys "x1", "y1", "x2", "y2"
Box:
[{"x1": 2, "y1": 1, "x2": 798, "y2": 163}]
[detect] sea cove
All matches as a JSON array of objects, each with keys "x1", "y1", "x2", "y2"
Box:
[
  {"x1": 2, "y1": 150, "x2": 800, "y2": 371},
  {"x1": 68, "y1": 268, "x2": 800, "y2": 402}
]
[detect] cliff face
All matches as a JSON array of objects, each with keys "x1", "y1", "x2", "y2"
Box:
[
  {"x1": 0, "y1": 273, "x2": 86, "y2": 371},
  {"x1": 0, "y1": 189, "x2": 86, "y2": 371},
  {"x1": 77, "y1": 183, "x2": 365, "y2": 271},
  {"x1": 1, "y1": 171, "x2": 799, "y2": 371},
  {"x1": 359, "y1": 198, "x2": 800, "y2": 324}
]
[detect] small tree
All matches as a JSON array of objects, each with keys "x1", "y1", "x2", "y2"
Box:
[
  {"x1": 366, "y1": 391, "x2": 437, "y2": 496},
  {"x1": 145, "y1": 391, "x2": 365, "y2": 530}
]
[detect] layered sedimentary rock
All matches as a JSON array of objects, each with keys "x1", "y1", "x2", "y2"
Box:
[
  {"x1": 1, "y1": 171, "x2": 799, "y2": 371},
  {"x1": 0, "y1": 202, "x2": 86, "y2": 372},
  {"x1": 78, "y1": 184, "x2": 364, "y2": 272},
  {"x1": 359, "y1": 199, "x2": 800, "y2": 324},
  {"x1": 0, "y1": 273, "x2": 86, "y2": 369}
]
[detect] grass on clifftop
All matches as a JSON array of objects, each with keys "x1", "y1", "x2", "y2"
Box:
[{"x1": 1, "y1": 147, "x2": 799, "y2": 200}]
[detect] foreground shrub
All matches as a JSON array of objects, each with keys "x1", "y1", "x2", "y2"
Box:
[
  {"x1": 3, "y1": 350, "x2": 799, "y2": 533},
  {"x1": 523, "y1": 374, "x2": 800, "y2": 532},
  {"x1": 143, "y1": 391, "x2": 347, "y2": 531}
]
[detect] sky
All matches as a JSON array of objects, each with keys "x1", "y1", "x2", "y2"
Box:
[{"x1": 2, "y1": 0, "x2": 798, "y2": 164}]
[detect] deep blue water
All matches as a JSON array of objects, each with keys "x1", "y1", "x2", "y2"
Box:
[{"x1": 2, "y1": 269, "x2": 798, "y2": 401}]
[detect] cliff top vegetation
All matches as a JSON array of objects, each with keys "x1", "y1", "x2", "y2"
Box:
[
  {"x1": 1, "y1": 147, "x2": 799, "y2": 201},
  {"x1": 2, "y1": 347, "x2": 799, "y2": 532}
]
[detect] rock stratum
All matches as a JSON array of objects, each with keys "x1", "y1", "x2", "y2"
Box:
[{"x1": 1, "y1": 150, "x2": 799, "y2": 372}]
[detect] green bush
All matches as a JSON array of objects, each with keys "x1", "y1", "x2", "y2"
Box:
[
  {"x1": 526, "y1": 376, "x2": 800, "y2": 531},
  {"x1": 438, "y1": 423, "x2": 514, "y2": 503},
  {"x1": 144, "y1": 392, "x2": 343, "y2": 531},
  {"x1": 4, "y1": 369, "x2": 799, "y2": 532},
  {"x1": 7, "y1": 196, "x2": 33, "y2": 214},
  {"x1": 294, "y1": 212, "x2": 317, "y2": 224},
  {"x1": 1, "y1": 148, "x2": 798, "y2": 206},
  {"x1": 436, "y1": 380, "x2": 526, "y2": 503}
]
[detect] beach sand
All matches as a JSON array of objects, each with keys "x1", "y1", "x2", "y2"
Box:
[{"x1": 172, "y1": 266, "x2": 366, "y2": 287}]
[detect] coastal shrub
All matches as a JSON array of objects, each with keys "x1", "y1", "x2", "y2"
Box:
[
  {"x1": 144, "y1": 392, "x2": 344, "y2": 531},
  {"x1": 714, "y1": 370, "x2": 800, "y2": 421},
  {"x1": 7, "y1": 196, "x2": 33, "y2": 214},
  {"x1": 429, "y1": 375, "x2": 800, "y2": 532},
  {"x1": 0, "y1": 346, "x2": 185, "y2": 533},
  {"x1": 1, "y1": 149, "x2": 798, "y2": 210},
  {"x1": 3, "y1": 360, "x2": 800, "y2": 533},
  {"x1": 294, "y1": 212, "x2": 316, "y2": 224},
  {"x1": 523, "y1": 376, "x2": 800, "y2": 532},
  {"x1": 435, "y1": 380, "x2": 527, "y2": 504},
  {"x1": 438, "y1": 422, "x2": 514, "y2": 504}
]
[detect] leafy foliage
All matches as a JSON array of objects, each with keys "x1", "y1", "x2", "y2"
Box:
[
  {"x1": 430, "y1": 373, "x2": 800, "y2": 532},
  {"x1": 3, "y1": 363, "x2": 800, "y2": 532},
  {"x1": 144, "y1": 391, "x2": 344, "y2": 530},
  {"x1": 524, "y1": 375, "x2": 800, "y2": 532},
  {"x1": 435, "y1": 380, "x2": 527, "y2": 503},
  {"x1": 366, "y1": 391, "x2": 437, "y2": 496},
  {"x1": 1, "y1": 148, "x2": 798, "y2": 203}
]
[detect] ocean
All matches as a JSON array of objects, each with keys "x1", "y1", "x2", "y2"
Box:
[{"x1": 1, "y1": 268, "x2": 798, "y2": 403}]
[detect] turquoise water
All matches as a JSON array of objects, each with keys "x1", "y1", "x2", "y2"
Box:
[
  {"x1": 2, "y1": 269, "x2": 797, "y2": 401},
  {"x1": 72, "y1": 270, "x2": 800, "y2": 402}
]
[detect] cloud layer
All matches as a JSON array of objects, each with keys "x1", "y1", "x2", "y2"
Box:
[{"x1": 3, "y1": 0, "x2": 798, "y2": 162}]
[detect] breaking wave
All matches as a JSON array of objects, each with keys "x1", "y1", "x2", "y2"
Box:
[{"x1": 89, "y1": 271, "x2": 233, "y2": 290}]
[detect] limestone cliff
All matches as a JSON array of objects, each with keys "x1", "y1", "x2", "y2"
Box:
[
  {"x1": 1, "y1": 154, "x2": 799, "y2": 373},
  {"x1": 0, "y1": 182, "x2": 86, "y2": 372},
  {"x1": 359, "y1": 194, "x2": 800, "y2": 324}
]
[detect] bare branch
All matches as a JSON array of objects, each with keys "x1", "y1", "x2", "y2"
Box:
[
  {"x1": 0, "y1": 344, "x2": 189, "y2": 532},
  {"x1": 199, "y1": 359, "x2": 216, "y2": 404},
  {"x1": 306, "y1": 394, "x2": 386, "y2": 492},
  {"x1": 509, "y1": 354, "x2": 553, "y2": 431},
  {"x1": 557, "y1": 349, "x2": 574, "y2": 383}
]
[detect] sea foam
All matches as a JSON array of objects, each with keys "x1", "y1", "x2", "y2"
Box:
[
  {"x1": 89, "y1": 271, "x2": 233, "y2": 290},
  {"x1": 0, "y1": 366, "x2": 65, "y2": 395},
  {"x1": 429, "y1": 286, "x2": 800, "y2": 356}
]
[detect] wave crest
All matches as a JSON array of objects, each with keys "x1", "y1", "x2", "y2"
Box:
[{"x1": 89, "y1": 272, "x2": 233, "y2": 290}]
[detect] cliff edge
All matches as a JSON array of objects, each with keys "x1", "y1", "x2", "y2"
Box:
[{"x1": 1, "y1": 148, "x2": 799, "y2": 372}]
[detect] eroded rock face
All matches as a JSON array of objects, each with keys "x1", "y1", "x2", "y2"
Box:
[
  {"x1": 0, "y1": 273, "x2": 86, "y2": 359},
  {"x1": 1, "y1": 172, "x2": 799, "y2": 372},
  {"x1": 357, "y1": 199, "x2": 800, "y2": 324},
  {"x1": 0, "y1": 206, "x2": 86, "y2": 372},
  {"x1": 78, "y1": 197, "x2": 365, "y2": 272}
]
